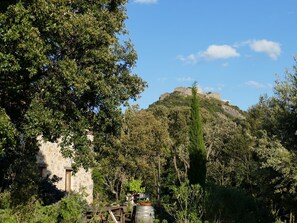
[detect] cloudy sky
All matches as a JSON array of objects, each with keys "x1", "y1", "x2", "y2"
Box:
[{"x1": 126, "y1": 0, "x2": 297, "y2": 110}]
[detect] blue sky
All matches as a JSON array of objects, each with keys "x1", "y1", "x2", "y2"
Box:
[{"x1": 126, "y1": 0, "x2": 297, "y2": 111}]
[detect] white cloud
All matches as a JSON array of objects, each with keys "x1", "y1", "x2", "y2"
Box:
[
  {"x1": 177, "y1": 44, "x2": 239, "y2": 64},
  {"x1": 178, "y1": 39, "x2": 281, "y2": 64},
  {"x1": 245, "y1": 81, "x2": 267, "y2": 89},
  {"x1": 134, "y1": 0, "x2": 158, "y2": 4},
  {"x1": 249, "y1": 39, "x2": 281, "y2": 60},
  {"x1": 177, "y1": 54, "x2": 199, "y2": 64},
  {"x1": 202, "y1": 45, "x2": 240, "y2": 60}
]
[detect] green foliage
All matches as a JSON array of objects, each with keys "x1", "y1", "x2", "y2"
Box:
[
  {"x1": 0, "y1": 191, "x2": 11, "y2": 209},
  {"x1": 138, "y1": 199, "x2": 151, "y2": 204},
  {"x1": 95, "y1": 108, "x2": 170, "y2": 201},
  {"x1": 247, "y1": 95, "x2": 276, "y2": 135},
  {"x1": 57, "y1": 194, "x2": 88, "y2": 223},
  {"x1": 0, "y1": 193, "x2": 88, "y2": 223},
  {"x1": 206, "y1": 185, "x2": 272, "y2": 223},
  {"x1": 188, "y1": 83, "x2": 206, "y2": 187},
  {"x1": 200, "y1": 96, "x2": 225, "y2": 115},
  {"x1": 207, "y1": 129, "x2": 255, "y2": 187},
  {"x1": 0, "y1": 109, "x2": 16, "y2": 157},
  {"x1": 150, "y1": 92, "x2": 191, "y2": 109},
  {"x1": 245, "y1": 59, "x2": 297, "y2": 221},
  {"x1": 149, "y1": 84, "x2": 255, "y2": 222},
  {"x1": 149, "y1": 105, "x2": 191, "y2": 188},
  {"x1": 138, "y1": 61, "x2": 297, "y2": 222},
  {"x1": 252, "y1": 133, "x2": 297, "y2": 220},
  {"x1": 164, "y1": 181, "x2": 204, "y2": 223},
  {"x1": 92, "y1": 167, "x2": 105, "y2": 200},
  {"x1": 127, "y1": 178, "x2": 146, "y2": 193},
  {"x1": 272, "y1": 60, "x2": 297, "y2": 151},
  {"x1": 0, "y1": 0, "x2": 145, "y2": 201},
  {"x1": 247, "y1": 59, "x2": 297, "y2": 151}
]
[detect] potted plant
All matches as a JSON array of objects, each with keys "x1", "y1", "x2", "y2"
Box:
[{"x1": 138, "y1": 199, "x2": 152, "y2": 206}]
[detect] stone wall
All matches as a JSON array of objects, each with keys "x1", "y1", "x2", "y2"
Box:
[
  {"x1": 36, "y1": 137, "x2": 93, "y2": 203},
  {"x1": 174, "y1": 87, "x2": 203, "y2": 96},
  {"x1": 159, "y1": 87, "x2": 221, "y2": 101}
]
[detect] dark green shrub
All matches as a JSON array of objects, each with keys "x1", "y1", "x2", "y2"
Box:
[{"x1": 206, "y1": 185, "x2": 273, "y2": 223}]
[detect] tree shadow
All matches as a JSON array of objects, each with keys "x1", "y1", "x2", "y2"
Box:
[
  {"x1": 205, "y1": 184, "x2": 273, "y2": 223},
  {"x1": 0, "y1": 137, "x2": 65, "y2": 206},
  {"x1": 36, "y1": 148, "x2": 65, "y2": 205}
]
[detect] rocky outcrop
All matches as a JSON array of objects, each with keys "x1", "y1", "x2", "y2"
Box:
[
  {"x1": 159, "y1": 93, "x2": 170, "y2": 101},
  {"x1": 205, "y1": 92, "x2": 221, "y2": 100},
  {"x1": 222, "y1": 105, "x2": 245, "y2": 119}
]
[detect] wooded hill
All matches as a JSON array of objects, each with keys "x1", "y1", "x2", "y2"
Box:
[
  {"x1": 151, "y1": 88, "x2": 245, "y2": 120},
  {"x1": 90, "y1": 87, "x2": 261, "y2": 222},
  {"x1": 129, "y1": 82, "x2": 296, "y2": 223}
]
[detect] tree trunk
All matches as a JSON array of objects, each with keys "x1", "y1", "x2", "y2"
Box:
[
  {"x1": 173, "y1": 149, "x2": 182, "y2": 184},
  {"x1": 157, "y1": 154, "x2": 161, "y2": 204}
]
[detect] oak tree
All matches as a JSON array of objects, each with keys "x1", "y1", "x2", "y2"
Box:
[{"x1": 0, "y1": 0, "x2": 145, "y2": 196}]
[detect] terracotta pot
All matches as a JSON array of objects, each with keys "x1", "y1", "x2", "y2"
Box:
[{"x1": 140, "y1": 202, "x2": 152, "y2": 206}]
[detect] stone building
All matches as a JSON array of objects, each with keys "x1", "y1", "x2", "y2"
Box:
[{"x1": 36, "y1": 137, "x2": 93, "y2": 203}]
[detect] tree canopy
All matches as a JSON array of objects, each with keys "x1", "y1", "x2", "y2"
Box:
[{"x1": 0, "y1": 0, "x2": 145, "y2": 194}]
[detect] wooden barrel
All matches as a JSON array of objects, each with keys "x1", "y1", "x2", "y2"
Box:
[{"x1": 135, "y1": 205, "x2": 154, "y2": 223}]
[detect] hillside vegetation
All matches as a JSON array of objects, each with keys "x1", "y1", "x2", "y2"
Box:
[{"x1": 86, "y1": 78, "x2": 297, "y2": 222}]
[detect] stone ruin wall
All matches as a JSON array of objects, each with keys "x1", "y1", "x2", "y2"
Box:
[
  {"x1": 174, "y1": 87, "x2": 204, "y2": 96},
  {"x1": 36, "y1": 137, "x2": 93, "y2": 203},
  {"x1": 159, "y1": 87, "x2": 221, "y2": 101}
]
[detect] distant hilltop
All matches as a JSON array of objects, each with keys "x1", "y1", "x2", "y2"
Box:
[{"x1": 159, "y1": 87, "x2": 221, "y2": 101}]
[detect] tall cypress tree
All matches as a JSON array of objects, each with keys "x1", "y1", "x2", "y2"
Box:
[{"x1": 188, "y1": 82, "x2": 206, "y2": 187}]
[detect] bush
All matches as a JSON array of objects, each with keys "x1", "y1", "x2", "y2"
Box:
[
  {"x1": 0, "y1": 191, "x2": 11, "y2": 209},
  {"x1": 0, "y1": 193, "x2": 88, "y2": 223},
  {"x1": 206, "y1": 185, "x2": 273, "y2": 223},
  {"x1": 163, "y1": 181, "x2": 204, "y2": 223},
  {"x1": 57, "y1": 194, "x2": 88, "y2": 222}
]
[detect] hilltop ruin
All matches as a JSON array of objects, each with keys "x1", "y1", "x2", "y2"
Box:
[{"x1": 159, "y1": 87, "x2": 221, "y2": 101}]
